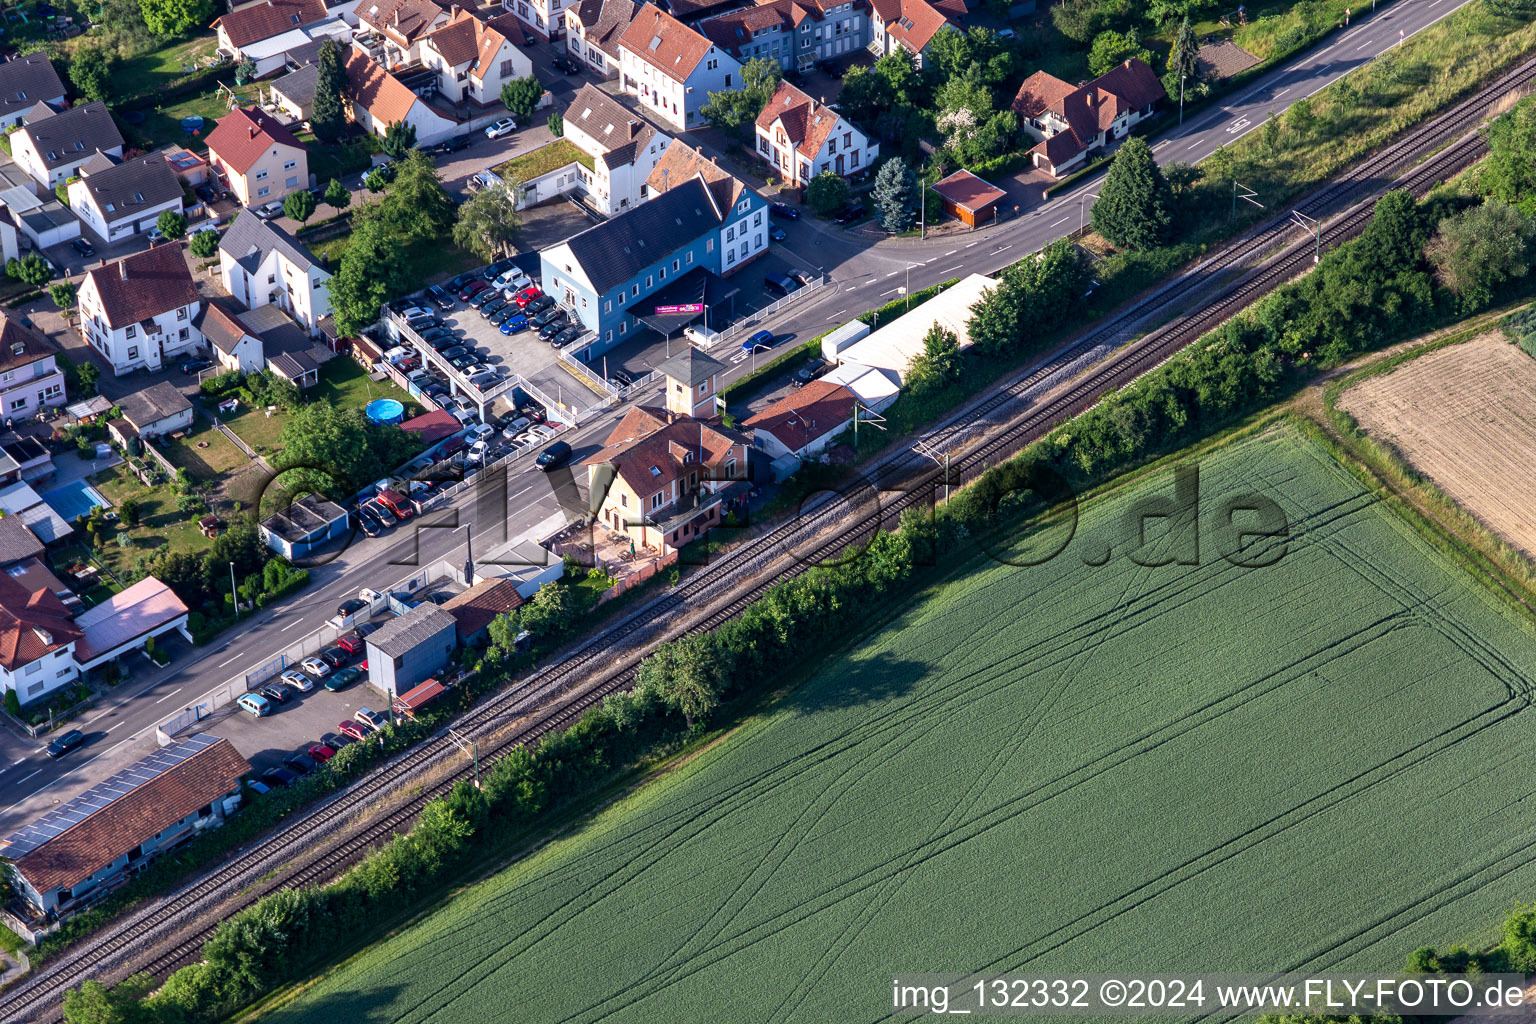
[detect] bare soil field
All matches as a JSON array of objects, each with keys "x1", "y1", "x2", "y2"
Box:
[{"x1": 1338, "y1": 331, "x2": 1536, "y2": 561}]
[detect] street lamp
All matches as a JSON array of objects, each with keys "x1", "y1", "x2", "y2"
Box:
[
  {"x1": 1179, "y1": 74, "x2": 1186, "y2": 126},
  {"x1": 1079, "y1": 192, "x2": 1101, "y2": 235},
  {"x1": 230, "y1": 561, "x2": 239, "y2": 621},
  {"x1": 1291, "y1": 209, "x2": 1322, "y2": 263}
]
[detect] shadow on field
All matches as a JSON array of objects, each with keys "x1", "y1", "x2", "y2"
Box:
[
  {"x1": 276, "y1": 983, "x2": 406, "y2": 1023},
  {"x1": 789, "y1": 651, "x2": 925, "y2": 715}
]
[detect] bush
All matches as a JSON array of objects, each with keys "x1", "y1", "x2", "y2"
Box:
[{"x1": 3, "y1": 690, "x2": 18, "y2": 717}]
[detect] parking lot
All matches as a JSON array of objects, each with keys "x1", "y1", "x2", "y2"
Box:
[{"x1": 213, "y1": 666, "x2": 393, "y2": 777}]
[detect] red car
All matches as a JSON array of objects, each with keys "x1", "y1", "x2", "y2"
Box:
[
  {"x1": 308, "y1": 743, "x2": 336, "y2": 762},
  {"x1": 457, "y1": 280, "x2": 489, "y2": 301},
  {"x1": 336, "y1": 632, "x2": 366, "y2": 654},
  {"x1": 514, "y1": 286, "x2": 543, "y2": 308},
  {"x1": 339, "y1": 720, "x2": 368, "y2": 741}
]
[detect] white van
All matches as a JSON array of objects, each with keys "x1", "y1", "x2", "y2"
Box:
[{"x1": 684, "y1": 324, "x2": 723, "y2": 349}]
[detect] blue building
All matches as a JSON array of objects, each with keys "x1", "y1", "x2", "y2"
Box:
[
  {"x1": 364, "y1": 603, "x2": 457, "y2": 699},
  {"x1": 540, "y1": 168, "x2": 765, "y2": 359},
  {"x1": 258, "y1": 492, "x2": 351, "y2": 559}
]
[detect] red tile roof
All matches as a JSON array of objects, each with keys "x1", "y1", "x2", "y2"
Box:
[
  {"x1": 442, "y1": 578, "x2": 523, "y2": 638},
  {"x1": 743, "y1": 379, "x2": 855, "y2": 453},
  {"x1": 1010, "y1": 58, "x2": 1165, "y2": 163},
  {"x1": 344, "y1": 46, "x2": 420, "y2": 125},
  {"x1": 618, "y1": 3, "x2": 718, "y2": 82},
  {"x1": 755, "y1": 78, "x2": 843, "y2": 159},
  {"x1": 213, "y1": 0, "x2": 329, "y2": 48},
  {"x1": 931, "y1": 168, "x2": 1005, "y2": 212},
  {"x1": 588, "y1": 406, "x2": 743, "y2": 499},
  {"x1": 1011, "y1": 69, "x2": 1078, "y2": 120},
  {"x1": 0, "y1": 570, "x2": 78, "y2": 672},
  {"x1": 82, "y1": 245, "x2": 198, "y2": 331},
  {"x1": 11, "y1": 737, "x2": 251, "y2": 896},
  {"x1": 205, "y1": 106, "x2": 304, "y2": 175},
  {"x1": 885, "y1": 0, "x2": 954, "y2": 54},
  {"x1": 400, "y1": 408, "x2": 462, "y2": 445},
  {"x1": 645, "y1": 141, "x2": 744, "y2": 211},
  {"x1": 360, "y1": 0, "x2": 447, "y2": 45},
  {"x1": 424, "y1": 8, "x2": 510, "y2": 77}
]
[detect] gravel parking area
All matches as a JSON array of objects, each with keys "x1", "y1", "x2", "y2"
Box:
[{"x1": 205, "y1": 669, "x2": 391, "y2": 775}]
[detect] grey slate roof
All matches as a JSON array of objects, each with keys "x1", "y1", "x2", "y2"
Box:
[
  {"x1": 74, "y1": 154, "x2": 182, "y2": 223},
  {"x1": 117, "y1": 381, "x2": 192, "y2": 430},
  {"x1": 218, "y1": 210, "x2": 325, "y2": 275},
  {"x1": 561, "y1": 177, "x2": 721, "y2": 294},
  {"x1": 0, "y1": 515, "x2": 44, "y2": 565},
  {"x1": 655, "y1": 347, "x2": 726, "y2": 388},
  {"x1": 18, "y1": 101, "x2": 123, "y2": 171},
  {"x1": 367, "y1": 603, "x2": 456, "y2": 658},
  {"x1": 566, "y1": 83, "x2": 660, "y2": 171},
  {"x1": 273, "y1": 62, "x2": 320, "y2": 107},
  {"x1": 0, "y1": 54, "x2": 65, "y2": 118},
  {"x1": 571, "y1": 0, "x2": 638, "y2": 59}
]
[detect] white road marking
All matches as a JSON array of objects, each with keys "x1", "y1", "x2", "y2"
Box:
[
  {"x1": 104, "y1": 721, "x2": 121, "y2": 733},
  {"x1": 1273, "y1": 86, "x2": 1289, "y2": 97},
  {"x1": 1050, "y1": 216, "x2": 1069, "y2": 227},
  {"x1": 1154, "y1": 140, "x2": 1170, "y2": 150},
  {"x1": 991, "y1": 244, "x2": 1012, "y2": 255},
  {"x1": 17, "y1": 768, "x2": 41, "y2": 784},
  {"x1": 965, "y1": 242, "x2": 979, "y2": 248},
  {"x1": 217, "y1": 652, "x2": 241, "y2": 667},
  {"x1": 830, "y1": 308, "x2": 847, "y2": 318},
  {"x1": 880, "y1": 287, "x2": 900, "y2": 296},
  {"x1": 944, "y1": 249, "x2": 957, "y2": 256},
  {"x1": 885, "y1": 270, "x2": 900, "y2": 277},
  {"x1": 154, "y1": 691, "x2": 177, "y2": 704},
  {"x1": 942, "y1": 264, "x2": 963, "y2": 274},
  {"x1": 1356, "y1": 40, "x2": 1373, "y2": 50},
  {"x1": 280, "y1": 619, "x2": 302, "y2": 632}
]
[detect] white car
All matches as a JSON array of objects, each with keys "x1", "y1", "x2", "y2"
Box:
[
  {"x1": 301, "y1": 656, "x2": 332, "y2": 679},
  {"x1": 360, "y1": 587, "x2": 383, "y2": 607},
  {"x1": 280, "y1": 669, "x2": 314, "y2": 692},
  {"x1": 494, "y1": 269, "x2": 531, "y2": 292},
  {"x1": 355, "y1": 707, "x2": 388, "y2": 731},
  {"x1": 484, "y1": 118, "x2": 517, "y2": 139},
  {"x1": 466, "y1": 422, "x2": 495, "y2": 443},
  {"x1": 466, "y1": 439, "x2": 489, "y2": 463},
  {"x1": 528, "y1": 423, "x2": 557, "y2": 442}
]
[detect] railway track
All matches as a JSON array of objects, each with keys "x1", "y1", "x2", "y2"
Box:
[{"x1": 2, "y1": 51, "x2": 1530, "y2": 1024}]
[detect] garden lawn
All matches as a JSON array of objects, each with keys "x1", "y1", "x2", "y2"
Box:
[
  {"x1": 125, "y1": 85, "x2": 251, "y2": 154},
  {"x1": 303, "y1": 224, "x2": 479, "y2": 287},
  {"x1": 113, "y1": 35, "x2": 220, "y2": 101},
  {"x1": 85, "y1": 464, "x2": 212, "y2": 580},
  {"x1": 160, "y1": 419, "x2": 249, "y2": 482},
  {"x1": 219, "y1": 401, "x2": 287, "y2": 455},
  {"x1": 311, "y1": 357, "x2": 417, "y2": 415},
  {"x1": 264, "y1": 423, "x2": 1536, "y2": 1023}
]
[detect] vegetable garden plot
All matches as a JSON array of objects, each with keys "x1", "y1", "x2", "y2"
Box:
[{"x1": 270, "y1": 426, "x2": 1536, "y2": 1024}]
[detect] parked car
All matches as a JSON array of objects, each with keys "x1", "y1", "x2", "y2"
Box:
[
  {"x1": 494, "y1": 268, "x2": 532, "y2": 291},
  {"x1": 261, "y1": 765, "x2": 297, "y2": 787},
  {"x1": 769, "y1": 225, "x2": 787, "y2": 242},
  {"x1": 259, "y1": 682, "x2": 292, "y2": 705},
  {"x1": 611, "y1": 368, "x2": 635, "y2": 387},
  {"x1": 254, "y1": 200, "x2": 285, "y2": 219},
  {"x1": 425, "y1": 284, "x2": 454, "y2": 309},
  {"x1": 319, "y1": 646, "x2": 351, "y2": 669},
  {"x1": 793, "y1": 360, "x2": 829, "y2": 387},
  {"x1": 485, "y1": 117, "x2": 518, "y2": 139},
  {"x1": 46, "y1": 729, "x2": 85, "y2": 758},
  {"x1": 449, "y1": 352, "x2": 481, "y2": 371},
  {"x1": 533, "y1": 305, "x2": 565, "y2": 327},
  {"x1": 433, "y1": 135, "x2": 472, "y2": 154},
  {"x1": 180, "y1": 357, "x2": 213, "y2": 375},
  {"x1": 469, "y1": 370, "x2": 503, "y2": 390},
  {"x1": 513, "y1": 285, "x2": 543, "y2": 307},
  {"x1": 524, "y1": 294, "x2": 555, "y2": 315},
  {"x1": 245, "y1": 778, "x2": 272, "y2": 795},
  {"x1": 337, "y1": 597, "x2": 367, "y2": 618},
  {"x1": 308, "y1": 743, "x2": 337, "y2": 762},
  {"x1": 300, "y1": 656, "x2": 332, "y2": 679},
  {"x1": 237, "y1": 692, "x2": 271, "y2": 717},
  {"x1": 355, "y1": 707, "x2": 388, "y2": 731},
  {"x1": 470, "y1": 287, "x2": 500, "y2": 308},
  {"x1": 70, "y1": 238, "x2": 95, "y2": 259},
  {"x1": 536, "y1": 440, "x2": 572, "y2": 471},
  {"x1": 500, "y1": 416, "x2": 532, "y2": 438},
  {"x1": 819, "y1": 60, "x2": 844, "y2": 79},
  {"x1": 519, "y1": 402, "x2": 547, "y2": 423},
  {"x1": 419, "y1": 327, "x2": 455, "y2": 346},
  {"x1": 336, "y1": 632, "x2": 366, "y2": 654},
  {"x1": 552, "y1": 54, "x2": 581, "y2": 74},
  {"x1": 538, "y1": 316, "x2": 569, "y2": 340},
  {"x1": 763, "y1": 273, "x2": 799, "y2": 297},
  {"x1": 281, "y1": 668, "x2": 314, "y2": 692},
  {"x1": 833, "y1": 202, "x2": 867, "y2": 224},
  {"x1": 447, "y1": 272, "x2": 479, "y2": 292},
  {"x1": 283, "y1": 751, "x2": 318, "y2": 776},
  {"x1": 338, "y1": 719, "x2": 368, "y2": 741},
  {"x1": 489, "y1": 305, "x2": 520, "y2": 326},
  {"x1": 551, "y1": 325, "x2": 581, "y2": 347},
  {"x1": 742, "y1": 329, "x2": 775, "y2": 353},
  {"x1": 458, "y1": 280, "x2": 489, "y2": 301},
  {"x1": 483, "y1": 258, "x2": 515, "y2": 280},
  {"x1": 405, "y1": 314, "x2": 442, "y2": 332},
  {"x1": 481, "y1": 297, "x2": 511, "y2": 319},
  {"x1": 770, "y1": 202, "x2": 800, "y2": 220},
  {"x1": 325, "y1": 667, "x2": 362, "y2": 691}
]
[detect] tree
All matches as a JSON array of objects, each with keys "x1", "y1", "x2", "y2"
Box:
[
  {"x1": 328, "y1": 209, "x2": 407, "y2": 337},
  {"x1": 452, "y1": 181, "x2": 521, "y2": 261},
  {"x1": 69, "y1": 46, "x2": 112, "y2": 105},
  {"x1": 1483, "y1": 97, "x2": 1536, "y2": 215},
  {"x1": 1088, "y1": 29, "x2": 1153, "y2": 77},
  {"x1": 363, "y1": 166, "x2": 391, "y2": 193},
  {"x1": 277, "y1": 403, "x2": 375, "y2": 497},
  {"x1": 381, "y1": 119, "x2": 417, "y2": 160},
  {"x1": 1287, "y1": 96, "x2": 1316, "y2": 140},
  {"x1": 872, "y1": 157, "x2": 920, "y2": 233},
  {"x1": 500, "y1": 75, "x2": 542, "y2": 120},
  {"x1": 189, "y1": 227, "x2": 220, "y2": 259},
  {"x1": 6, "y1": 252, "x2": 50, "y2": 286},
  {"x1": 77, "y1": 361, "x2": 99, "y2": 397},
  {"x1": 547, "y1": 110, "x2": 563, "y2": 137},
  {"x1": 324, "y1": 177, "x2": 351, "y2": 211},
  {"x1": 138, "y1": 0, "x2": 215, "y2": 36},
  {"x1": 156, "y1": 209, "x2": 187, "y2": 241},
  {"x1": 806, "y1": 170, "x2": 850, "y2": 216},
  {"x1": 49, "y1": 281, "x2": 75, "y2": 310},
  {"x1": 639, "y1": 634, "x2": 722, "y2": 730},
  {"x1": 380, "y1": 149, "x2": 453, "y2": 243},
  {"x1": 1090, "y1": 136, "x2": 1172, "y2": 250},
  {"x1": 1168, "y1": 16, "x2": 1200, "y2": 83},
  {"x1": 310, "y1": 40, "x2": 347, "y2": 142},
  {"x1": 283, "y1": 188, "x2": 317, "y2": 224},
  {"x1": 62, "y1": 972, "x2": 157, "y2": 1024},
  {"x1": 906, "y1": 323, "x2": 961, "y2": 392},
  {"x1": 1426, "y1": 200, "x2": 1535, "y2": 311},
  {"x1": 934, "y1": 67, "x2": 1015, "y2": 165},
  {"x1": 700, "y1": 57, "x2": 780, "y2": 142},
  {"x1": 234, "y1": 57, "x2": 257, "y2": 86}
]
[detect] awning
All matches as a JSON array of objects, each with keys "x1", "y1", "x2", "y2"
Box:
[{"x1": 625, "y1": 268, "x2": 740, "y2": 336}]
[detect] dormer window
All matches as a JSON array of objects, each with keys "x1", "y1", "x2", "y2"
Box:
[{"x1": 131, "y1": 192, "x2": 143, "y2": 202}]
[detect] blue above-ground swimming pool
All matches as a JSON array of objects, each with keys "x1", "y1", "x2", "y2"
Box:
[
  {"x1": 41, "y1": 480, "x2": 110, "y2": 523},
  {"x1": 366, "y1": 398, "x2": 405, "y2": 426}
]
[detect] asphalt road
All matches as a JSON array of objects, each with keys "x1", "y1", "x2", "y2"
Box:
[{"x1": 0, "y1": 0, "x2": 1473, "y2": 830}]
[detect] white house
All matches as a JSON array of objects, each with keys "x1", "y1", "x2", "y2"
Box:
[
  {"x1": 205, "y1": 106, "x2": 309, "y2": 208},
  {"x1": 0, "y1": 53, "x2": 66, "y2": 131},
  {"x1": 218, "y1": 211, "x2": 333, "y2": 332},
  {"x1": 213, "y1": 0, "x2": 332, "y2": 64},
  {"x1": 743, "y1": 378, "x2": 856, "y2": 461},
  {"x1": 502, "y1": 0, "x2": 564, "y2": 43},
  {"x1": 617, "y1": 3, "x2": 739, "y2": 133},
  {"x1": 419, "y1": 8, "x2": 531, "y2": 106},
  {"x1": 9, "y1": 101, "x2": 123, "y2": 187},
  {"x1": 77, "y1": 246, "x2": 203, "y2": 376},
  {"x1": 753, "y1": 78, "x2": 876, "y2": 185},
  {"x1": 1011, "y1": 58, "x2": 1166, "y2": 177},
  {"x1": 0, "y1": 572, "x2": 82, "y2": 704},
  {"x1": 108, "y1": 381, "x2": 195, "y2": 445},
  {"x1": 343, "y1": 45, "x2": 460, "y2": 146},
  {"x1": 645, "y1": 143, "x2": 768, "y2": 276},
  {"x1": 562, "y1": 83, "x2": 669, "y2": 215},
  {"x1": 0, "y1": 313, "x2": 66, "y2": 422},
  {"x1": 564, "y1": 0, "x2": 636, "y2": 77},
  {"x1": 66, "y1": 154, "x2": 184, "y2": 245},
  {"x1": 196, "y1": 299, "x2": 266, "y2": 375},
  {"x1": 357, "y1": 0, "x2": 451, "y2": 65}
]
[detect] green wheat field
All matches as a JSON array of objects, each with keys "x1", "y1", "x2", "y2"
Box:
[{"x1": 267, "y1": 425, "x2": 1536, "y2": 1023}]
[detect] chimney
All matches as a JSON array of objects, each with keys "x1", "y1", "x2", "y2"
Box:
[
  {"x1": 450, "y1": 2, "x2": 460, "y2": 13},
  {"x1": 119, "y1": 260, "x2": 128, "y2": 280}
]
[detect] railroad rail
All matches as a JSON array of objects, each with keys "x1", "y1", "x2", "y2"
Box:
[{"x1": 1, "y1": 51, "x2": 1530, "y2": 1024}]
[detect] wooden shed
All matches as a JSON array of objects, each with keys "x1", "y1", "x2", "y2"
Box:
[{"x1": 931, "y1": 169, "x2": 1008, "y2": 228}]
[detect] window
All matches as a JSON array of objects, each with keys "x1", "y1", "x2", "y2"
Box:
[
  {"x1": 724, "y1": 74, "x2": 731, "y2": 87},
  {"x1": 726, "y1": 226, "x2": 735, "y2": 242},
  {"x1": 26, "y1": 682, "x2": 41, "y2": 697},
  {"x1": 631, "y1": 284, "x2": 639, "y2": 297},
  {"x1": 283, "y1": 160, "x2": 296, "y2": 170},
  {"x1": 726, "y1": 457, "x2": 737, "y2": 477},
  {"x1": 255, "y1": 169, "x2": 269, "y2": 180},
  {"x1": 672, "y1": 259, "x2": 680, "y2": 272},
  {"x1": 621, "y1": 493, "x2": 629, "y2": 507},
  {"x1": 754, "y1": 211, "x2": 762, "y2": 226},
  {"x1": 686, "y1": 251, "x2": 694, "y2": 264},
  {"x1": 605, "y1": 330, "x2": 613, "y2": 341},
  {"x1": 127, "y1": 347, "x2": 138, "y2": 359},
  {"x1": 619, "y1": 321, "x2": 627, "y2": 335},
  {"x1": 285, "y1": 176, "x2": 299, "y2": 188},
  {"x1": 651, "y1": 492, "x2": 662, "y2": 509},
  {"x1": 604, "y1": 299, "x2": 612, "y2": 313},
  {"x1": 726, "y1": 249, "x2": 735, "y2": 265},
  {"x1": 646, "y1": 274, "x2": 653, "y2": 288},
  {"x1": 706, "y1": 239, "x2": 714, "y2": 253},
  {"x1": 126, "y1": 325, "x2": 136, "y2": 339},
  {"x1": 697, "y1": 382, "x2": 707, "y2": 395},
  {"x1": 24, "y1": 660, "x2": 39, "y2": 676},
  {"x1": 1, "y1": 372, "x2": 11, "y2": 384},
  {"x1": 843, "y1": 132, "x2": 852, "y2": 147},
  {"x1": 706, "y1": 58, "x2": 718, "y2": 70},
  {"x1": 501, "y1": 58, "x2": 516, "y2": 77},
  {"x1": 257, "y1": 185, "x2": 270, "y2": 197},
  {"x1": 179, "y1": 328, "x2": 189, "y2": 341},
  {"x1": 177, "y1": 307, "x2": 187, "y2": 321}
]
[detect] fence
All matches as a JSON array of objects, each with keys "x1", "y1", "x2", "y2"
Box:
[
  {"x1": 142, "y1": 439, "x2": 179, "y2": 479},
  {"x1": 598, "y1": 547, "x2": 677, "y2": 604},
  {"x1": 713, "y1": 272, "x2": 830, "y2": 345}
]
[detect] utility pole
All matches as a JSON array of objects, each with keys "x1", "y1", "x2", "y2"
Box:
[
  {"x1": 449, "y1": 728, "x2": 481, "y2": 788},
  {"x1": 1232, "y1": 181, "x2": 1262, "y2": 220},
  {"x1": 1079, "y1": 192, "x2": 1101, "y2": 234},
  {"x1": 912, "y1": 441, "x2": 951, "y2": 504},
  {"x1": 1291, "y1": 210, "x2": 1322, "y2": 263}
]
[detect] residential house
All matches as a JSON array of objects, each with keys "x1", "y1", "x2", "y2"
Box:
[
  {"x1": 214, "y1": 0, "x2": 331, "y2": 63},
  {"x1": 867, "y1": 0, "x2": 960, "y2": 66},
  {"x1": 218, "y1": 212, "x2": 332, "y2": 332},
  {"x1": 1, "y1": 734, "x2": 249, "y2": 929},
  {"x1": 699, "y1": 0, "x2": 870, "y2": 73},
  {"x1": 357, "y1": 0, "x2": 451, "y2": 64},
  {"x1": 107, "y1": 381, "x2": 195, "y2": 448},
  {"x1": 441, "y1": 577, "x2": 523, "y2": 646},
  {"x1": 419, "y1": 8, "x2": 531, "y2": 106},
  {"x1": 540, "y1": 177, "x2": 729, "y2": 355},
  {"x1": 259, "y1": 492, "x2": 350, "y2": 558},
  {"x1": 9, "y1": 102, "x2": 123, "y2": 187},
  {"x1": 743, "y1": 378, "x2": 855, "y2": 462},
  {"x1": 0, "y1": 53, "x2": 66, "y2": 131},
  {"x1": 0, "y1": 435, "x2": 54, "y2": 484},
  {"x1": 215, "y1": 4, "x2": 352, "y2": 81},
  {"x1": 240, "y1": 303, "x2": 324, "y2": 387},
  {"x1": 502, "y1": 0, "x2": 567, "y2": 43},
  {"x1": 196, "y1": 299, "x2": 265, "y2": 375},
  {"x1": 0, "y1": 516, "x2": 44, "y2": 569},
  {"x1": 1011, "y1": 58, "x2": 1166, "y2": 177},
  {"x1": 66, "y1": 154, "x2": 184, "y2": 245},
  {"x1": 617, "y1": 3, "x2": 739, "y2": 132},
  {"x1": 645, "y1": 142, "x2": 768, "y2": 275},
  {"x1": 562, "y1": 83, "x2": 670, "y2": 215},
  {"x1": 205, "y1": 107, "x2": 309, "y2": 208},
  {"x1": 584, "y1": 371, "x2": 748, "y2": 551},
  {"x1": 564, "y1": 0, "x2": 637, "y2": 77},
  {"x1": 343, "y1": 45, "x2": 459, "y2": 145},
  {"x1": 655, "y1": 345, "x2": 724, "y2": 417},
  {"x1": 78, "y1": 246, "x2": 203, "y2": 376},
  {"x1": 0, "y1": 314, "x2": 66, "y2": 422},
  {"x1": 753, "y1": 78, "x2": 875, "y2": 185},
  {"x1": 270, "y1": 62, "x2": 321, "y2": 121},
  {"x1": 365, "y1": 603, "x2": 456, "y2": 698}
]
